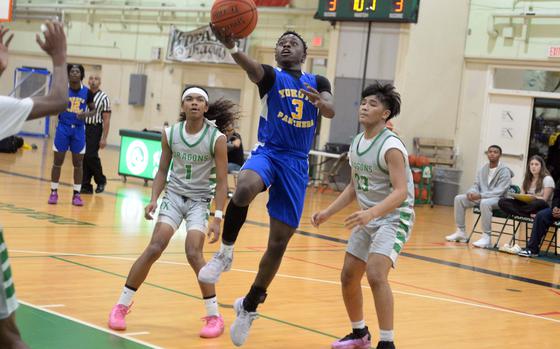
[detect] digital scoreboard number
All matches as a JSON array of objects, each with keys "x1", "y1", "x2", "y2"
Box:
[{"x1": 315, "y1": 0, "x2": 420, "y2": 23}]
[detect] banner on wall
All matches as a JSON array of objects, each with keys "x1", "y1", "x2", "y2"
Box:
[
  {"x1": 166, "y1": 25, "x2": 248, "y2": 64},
  {"x1": 0, "y1": 0, "x2": 13, "y2": 22}
]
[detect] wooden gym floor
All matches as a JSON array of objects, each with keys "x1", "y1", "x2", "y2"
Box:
[{"x1": 0, "y1": 137, "x2": 558, "y2": 349}]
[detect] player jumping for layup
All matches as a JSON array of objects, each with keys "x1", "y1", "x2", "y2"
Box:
[{"x1": 198, "y1": 28, "x2": 335, "y2": 346}]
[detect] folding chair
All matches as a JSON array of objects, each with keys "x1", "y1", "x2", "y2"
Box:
[
  {"x1": 467, "y1": 185, "x2": 521, "y2": 248},
  {"x1": 318, "y1": 152, "x2": 348, "y2": 193},
  {"x1": 539, "y1": 221, "x2": 559, "y2": 256}
]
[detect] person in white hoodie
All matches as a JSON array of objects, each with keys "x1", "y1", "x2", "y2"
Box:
[{"x1": 445, "y1": 145, "x2": 514, "y2": 248}]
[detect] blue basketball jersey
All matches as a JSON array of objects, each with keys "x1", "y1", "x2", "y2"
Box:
[
  {"x1": 257, "y1": 68, "x2": 319, "y2": 157},
  {"x1": 59, "y1": 85, "x2": 89, "y2": 126}
]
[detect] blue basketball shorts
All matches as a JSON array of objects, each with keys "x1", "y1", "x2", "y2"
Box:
[
  {"x1": 241, "y1": 146, "x2": 308, "y2": 228},
  {"x1": 53, "y1": 123, "x2": 86, "y2": 154}
]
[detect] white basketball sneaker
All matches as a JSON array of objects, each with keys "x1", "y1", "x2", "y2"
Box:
[
  {"x1": 472, "y1": 234, "x2": 492, "y2": 248},
  {"x1": 445, "y1": 229, "x2": 468, "y2": 242}
]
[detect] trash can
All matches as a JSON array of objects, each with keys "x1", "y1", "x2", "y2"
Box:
[
  {"x1": 432, "y1": 180, "x2": 460, "y2": 206},
  {"x1": 433, "y1": 167, "x2": 462, "y2": 183}
]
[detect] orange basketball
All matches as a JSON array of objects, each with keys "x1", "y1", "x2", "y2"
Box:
[{"x1": 211, "y1": 0, "x2": 258, "y2": 39}]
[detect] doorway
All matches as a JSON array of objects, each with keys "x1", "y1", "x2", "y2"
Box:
[{"x1": 529, "y1": 98, "x2": 560, "y2": 181}]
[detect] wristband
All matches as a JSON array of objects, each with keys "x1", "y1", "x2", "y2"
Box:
[
  {"x1": 214, "y1": 210, "x2": 223, "y2": 219},
  {"x1": 228, "y1": 44, "x2": 239, "y2": 54}
]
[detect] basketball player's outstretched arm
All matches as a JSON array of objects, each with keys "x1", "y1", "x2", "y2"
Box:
[
  {"x1": 145, "y1": 132, "x2": 173, "y2": 220},
  {"x1": 210, "y1": 24, "x2": 264, "y2": 83},
  {"x1": 27, "y1": 21, "x2": 68, "y2": 120}
]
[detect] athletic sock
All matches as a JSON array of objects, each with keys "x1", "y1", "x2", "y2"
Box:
[
  {"x1": 351, "y1": 320, "x2": 366, "y2": 330},
  {"x1": 203, "y1": 295, "x2": 219, "y2": 317},
  {"x1": 219, "y1": 242, "x2": 234, "y2": 255},
  {"x1": 117, "y1": 285, "x2": 137, "y2": 306},
  {"x1": 73, "y1": 184, "x2": 81, "y2": 192},
  {"x1": 379, "y1": 329, "x2": 394, "y2": 342},
  {"x1": 51, "y1": 182, "x2": 59, "y2": 191}
]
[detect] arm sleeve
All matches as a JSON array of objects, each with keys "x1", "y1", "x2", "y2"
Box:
[
  {"x1": 467, "y1": 168, "x2": 482, "y2": 194},
  {"x1": 544, "y1": 176, "x2": 555, "y2": 188},
  {"x1": 257, "y1": 64, "x2": 276, "y2": 98},
  {"x1": 315, "y1": 75, "x2": 332, "y2": 94},
  {"x1": 102, "y1": 95, "x2": 112, "y2": 113},
  {"x1": 0, "y1": 97, "x2": 34, "y2": 140}
]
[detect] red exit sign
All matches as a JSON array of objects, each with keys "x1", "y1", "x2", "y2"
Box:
[{"x1": 548, "y1": 46, "x2": 560, "y2": 58}]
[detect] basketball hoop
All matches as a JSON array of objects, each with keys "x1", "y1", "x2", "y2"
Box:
[{"x1": 0, "y1": 0, "x2": 13, "y2": 23}]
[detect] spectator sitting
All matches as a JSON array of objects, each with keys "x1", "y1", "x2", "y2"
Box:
[
  {"x1": 445, "y1": 145, "x2": 513, "y2": 248},
  {"x1": 225, "y1": 123, "x2": 244, "y2": 173},
  {"x1": 518, "y1": 180, "x2": 560, "y2": 257},
  {"x1": 498, "y1": 155, "x2": 554, "y2": 217}
]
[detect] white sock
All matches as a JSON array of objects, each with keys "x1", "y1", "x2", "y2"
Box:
[
  {"x1": 219, "y1": 243, "x2": 233, "y2": 255},
  {"x1": 379, "y1": 329, "x2": 394, "y2": 342},
  {"x1": 51, "y1": 182, "x2": 59, "y2": 190},
  {"x1": 204, "y1": 296, "x2": 219, "y2": 316},
  {"x1": 73, "y1": 184, "x2": 81, "y2": 192},
  {"x1": 117, "y1": 286, "x2": 136, "y2": 306},
  {"x1": 351, "y1": 320, "x2": 366, "y2": 330}
]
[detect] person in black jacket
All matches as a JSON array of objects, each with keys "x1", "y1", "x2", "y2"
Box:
[{"x1": 519, "y1": 181, "x2": 560, "y2": 257}]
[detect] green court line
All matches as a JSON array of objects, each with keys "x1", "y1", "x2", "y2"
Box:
[
  {"x1": 16, "y1": 303, "x2": 153, "y2": 349},
  {"x1": 0, "y1": 202, "x2": 95, "y2": 226},
  {"x1": 10, "y1": 248, "x2": 346, "y2": 259},
  {"x1": 50, "y1": 256, "x2": 339, "y2": 339}
]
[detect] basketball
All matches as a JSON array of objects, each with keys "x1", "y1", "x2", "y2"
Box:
[{"x1": 211, "y1": 0, "x2": 258, "y2": 39}]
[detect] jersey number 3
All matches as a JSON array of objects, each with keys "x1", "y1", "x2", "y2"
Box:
[{"x1": 291, "y1": 99, "x2": 304, "y2": 120}]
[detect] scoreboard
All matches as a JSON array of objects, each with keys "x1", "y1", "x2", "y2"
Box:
[{"x1": 314, "y1": 0, "x2": 420, "y2": 23}]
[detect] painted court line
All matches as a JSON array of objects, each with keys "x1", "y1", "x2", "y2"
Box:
[
  {"x1": 38, "y1": 304, "x2": 65, "y2": 308},
  {"x1": 126, "y1": 332, "x2": 151, "y2": 337},
  {"x1": 19, "y1": 300, "x2": 162, "y2": 349},
  {"x1": 3, "y1": 168, "x2": 560, "y2": 287},
  {"x1": 12, "y1": 248, "x2": 560, "y2": 325}
]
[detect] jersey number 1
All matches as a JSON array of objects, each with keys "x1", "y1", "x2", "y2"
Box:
[{"x1": 185, "y1": 164, "x2": 192, "y2": 181}]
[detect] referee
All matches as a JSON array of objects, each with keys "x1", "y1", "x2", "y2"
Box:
[{"x1": 82, "y1": 73, "x2": 111, "y2": 194}]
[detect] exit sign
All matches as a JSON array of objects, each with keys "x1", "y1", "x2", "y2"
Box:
[{"x1": 548, "y1": 46, "x2": 560, "y2": 58}]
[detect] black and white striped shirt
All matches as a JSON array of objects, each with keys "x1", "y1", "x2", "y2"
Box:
[{"x1": 86, "y1": 90, "x2": 111, "y2": 125}]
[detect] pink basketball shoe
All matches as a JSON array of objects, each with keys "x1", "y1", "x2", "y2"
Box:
[
  {"x1": 199, "y1": 315, "x2": 224, "y2": 338},
  {"x1": 108, "y1": 304, "x2": 131, "y2": 331}
]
